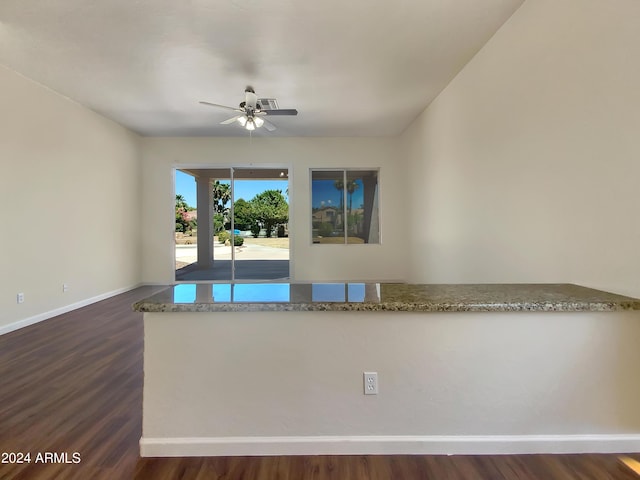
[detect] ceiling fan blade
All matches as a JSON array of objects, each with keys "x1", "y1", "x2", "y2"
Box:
[
  {"x1": 263, "y1": 109, "x2": 298, "y2": 116},
  {"x1": 199, "y1": 101, "x2": 243, "y2": 113},
  {"x1": 262, "y1": 119, "x2": 277, "y2": 132},
  {"x1": 220, "y1": 115, "x2": 244, "y2": 125}
]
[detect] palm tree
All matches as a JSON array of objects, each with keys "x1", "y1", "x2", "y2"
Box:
[
  {"x1": 212, "y1": 181, "x2": 230, "y2": 214},
  {"x1": 175, "y1": 194, "x2": 188, "y2": 210},
  {"x1": 346, "y1": 180, "x2": 359, "y2": 214},
  {"x1": 175, "y1": 194, "x2": 191, "y2": 233},
  {"x1": 333, "y1": 179, "x2": 344, "y2": 212}
]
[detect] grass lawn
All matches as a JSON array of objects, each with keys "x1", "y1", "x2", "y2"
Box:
[{"x1": 314, "y1": 237, "x2": 365, "y2": 244}]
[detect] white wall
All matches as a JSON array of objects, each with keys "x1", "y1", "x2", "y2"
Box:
[
  {"x1": 402, "y1": 0, "x2": 640, "y2": 297},
  {"x1": 142, "y1": 310, "x2": 640, "y2": 456},
  {"x1": 141, "y1": 137, "x2": 407, "y2": 283},
  {"x1": 5, "y1": 0, "x2": 639, "y2": 333},
  {"x1": 0, "y1": 65, "x2": 142, "y2": 331}
]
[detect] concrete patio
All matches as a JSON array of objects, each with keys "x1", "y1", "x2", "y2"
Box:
[{"x1": 175, "y1": 243, "x2": 290, "y2": 281}]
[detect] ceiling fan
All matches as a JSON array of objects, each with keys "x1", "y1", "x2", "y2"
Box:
[{"x1": 199, "y1": 86, "x2": 298, "y2": 132}]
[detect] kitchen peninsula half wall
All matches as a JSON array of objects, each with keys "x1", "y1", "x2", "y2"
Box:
[{"x1": 135, "y1": 283, "x2": 640, "y2": 457}]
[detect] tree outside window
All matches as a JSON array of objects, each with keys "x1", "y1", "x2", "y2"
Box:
[{"x1": 311, "y1": 169, "x2": 379, "y2": 244}]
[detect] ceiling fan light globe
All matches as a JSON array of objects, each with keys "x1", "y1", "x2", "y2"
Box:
[
  {"x1": 237, "y1": 116, "x2": 247, "y2": 126},
  {"x1": 245, "y1": 119, "x2": 256, "y2": 131},
  {"x1": 254, "y1": 117, "x2": 264, "y2": 128}
]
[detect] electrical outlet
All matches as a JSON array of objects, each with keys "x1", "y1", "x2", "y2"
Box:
[
  {"x1": 63, "y1": 283, "x2": 69, "y2": 293},
  {"x1": 363, "y1": 372, "x2": 378, "y2": 395},
  {"x1": 17, "y1": 293, "x2": 25, "y2": 304}
]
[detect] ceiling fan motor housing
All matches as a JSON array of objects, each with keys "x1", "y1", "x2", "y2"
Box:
[{"x1": 245, "y1": 90, "x2": 258, "y2": 109}]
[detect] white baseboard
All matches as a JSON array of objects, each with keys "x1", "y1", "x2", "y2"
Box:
[
  {"x1": 0, "y1": 284, "x2": 143, "y2": 336},
  {"x1": 140, "y1": 434, "x2": 640, "y2": 457}
]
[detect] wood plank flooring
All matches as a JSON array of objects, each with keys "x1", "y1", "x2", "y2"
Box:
[{"x1": 0, "y1": 287, "x2": 639, "y2": 479}]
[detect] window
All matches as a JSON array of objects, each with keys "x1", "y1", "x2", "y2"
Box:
[{"x1": 311, "y1": 169, "x2": 379, "y2": 244}]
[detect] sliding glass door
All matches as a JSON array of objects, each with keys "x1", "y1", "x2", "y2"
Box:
[
  {"x1": 175, "y1": 166, "x2": 289, "y2": 282},
  {"x1": 231, "y1": 168, "x2": 290, "y2": 280}
]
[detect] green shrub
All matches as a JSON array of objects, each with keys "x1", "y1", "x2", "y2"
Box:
[
  {"x1": 218, "y1": 230, "x2": 230, "y2": 243},
  {"x1": 233, "y1": 235, "x2": 244, "y2": 246},
  {"x1": 318, "y1": 222, "x2": 334, "y2": 237},
  {"x1": 213, "y1": 213, "x2": 225, "y2": 233},
  {"x1": 250, "y1": 223, "x2": 261, "y2": 238},
  {"x1": 175, "y1": 223, "x2": 184, "y2": 233}
]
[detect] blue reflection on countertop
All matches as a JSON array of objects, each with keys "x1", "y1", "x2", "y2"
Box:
[
  {"x1": 174, "y1": 284, "x2": 197, "y2": 304},
  {"x1": 212, "y1": 284, "x2": 231, "y2": 302},
  {"x1": 312, "y1": 283, "x2": 345, "y2": 302},
  {"x1": 233, "y1": 283, "x2": 291, "y2": 302},
  {"x1": 348, "y1": 283, "x2": 366, "y2": 302},
  {"x1": 171, "y1": 283, "x2": 378, "y2": 304},
  {"x1": 311, "y1": 283, "x2": 367, "y2": 302}
]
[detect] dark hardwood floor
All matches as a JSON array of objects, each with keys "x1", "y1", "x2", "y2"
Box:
[{"x1": 1, "y1": 287, "x2": 638, "y2": 479}]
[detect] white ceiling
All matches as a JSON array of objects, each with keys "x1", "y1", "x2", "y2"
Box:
[{"x1": 0, "y1": 0, "x2": 523, "y2": 137}]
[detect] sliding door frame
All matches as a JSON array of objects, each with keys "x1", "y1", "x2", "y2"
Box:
[{"x1": 173, "y1": 163, "x2": 292, "y2": 283}]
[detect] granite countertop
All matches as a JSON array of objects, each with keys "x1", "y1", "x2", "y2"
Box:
[{"x1": 133, "y1": 283, "x2": 640, "y2": 313}]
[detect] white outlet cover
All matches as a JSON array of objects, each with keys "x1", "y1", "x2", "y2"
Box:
[{"x1": 363, "y1": 372, "x2": 378, "y2": 395}]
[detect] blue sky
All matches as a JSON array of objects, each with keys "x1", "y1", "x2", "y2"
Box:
[
  {"x1": 312, "y1": 179, "x2": 364, "y2": 209},
  {"x1": 176, "y1": 170, "x2": 288, "y2": 208}
]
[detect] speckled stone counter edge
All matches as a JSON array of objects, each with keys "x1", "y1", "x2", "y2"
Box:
[{"x1": 133, "y1": 283, "x2": 640, "y2": 313}]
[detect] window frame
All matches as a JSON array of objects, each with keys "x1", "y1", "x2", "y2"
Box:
[{"x1": 309, "y1": 168, "x2": 380, "y2": 246}]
